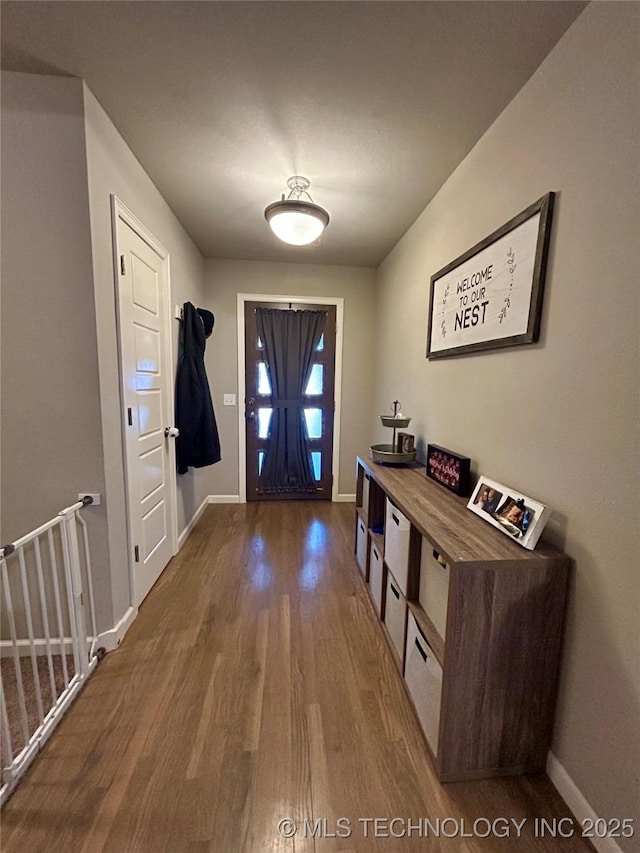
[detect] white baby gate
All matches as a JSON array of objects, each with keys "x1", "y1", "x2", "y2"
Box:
[{"x1": 0, "y1": 497, "x2": 103, "y2": 805}]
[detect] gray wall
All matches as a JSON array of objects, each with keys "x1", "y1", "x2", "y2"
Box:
[
  {"x1": 0, "y1": 72, "x2": 209, "y2": 635},
  {"x1": 203, "y1": 259, "x2": 377, "y2": 498},
  {"x1": 82, "y1": 85, "x2": 208, "y2": 622},
  {"x1": 1, "y1": 72, "x2": 112, "y2": 631},
  {"x1": 375, "y1": 4, "x2": 639, "y2": 846}
]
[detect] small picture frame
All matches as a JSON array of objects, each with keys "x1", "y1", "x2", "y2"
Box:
[
  {"x1": 467, "y1": 476, "x2": 550, "y2": 550},
  {"x1": 397, "y1": 432, "x2": 415, "y2": 454},
  {"x1": 426, "y1": 444, "x2": 471, "y2": 496}
]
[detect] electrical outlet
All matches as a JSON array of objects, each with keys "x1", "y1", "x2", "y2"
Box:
[
  {"x1": 79, "y1": 493, "x2": 101, "y2": 506},
  {"x1": 223, "y1": 394, "x2": 236, "y2": 406}
]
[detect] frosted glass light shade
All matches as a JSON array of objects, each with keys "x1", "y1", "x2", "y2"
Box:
[{"x1": 264, "y1": 199, "x2": 329, "y2": 246}]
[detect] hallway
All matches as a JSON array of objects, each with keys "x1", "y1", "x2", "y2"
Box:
[{"x1": 1, "y1": 503, "x2": 593, "y2": 852}]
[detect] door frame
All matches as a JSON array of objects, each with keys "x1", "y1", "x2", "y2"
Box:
[
  {"x1": 237, "y1": 293, "x2": 344, "y2": 503},
  {"x1": 110, "y1": 196, "x2": 178, "y2": 606}
]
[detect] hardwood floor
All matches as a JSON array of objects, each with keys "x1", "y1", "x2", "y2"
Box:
[{"x1": 1, "y1": 502, "x2": 594, "y2": 852}]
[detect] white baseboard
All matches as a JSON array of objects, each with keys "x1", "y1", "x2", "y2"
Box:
[
  {"x1": 177, "y1": 495, "x2": 241, "y2": 551},
  {"x1": 0, "y1": 639, "x2": 74, "y2": 657},
  {"x1": 547, "y1": 752, "x2": 625, "y2": 853},
  {"x1": 1, "y1": 607, "x2": 137, "y2": 658},
  {"x1": 96, "y1": 605, "x2": 137, "y2": 653},
  {"x1": 210, "y1": 493, "x2": 350, "y2": 504},
  {"x1": 178, "y1": 495, "x2": 211, "y2": 549}
]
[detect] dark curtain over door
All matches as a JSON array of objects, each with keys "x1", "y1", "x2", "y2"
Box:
[{"x1": 255, "y1": 308, "x2": 326, "y2": 494}]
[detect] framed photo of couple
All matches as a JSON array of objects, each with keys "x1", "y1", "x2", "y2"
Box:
[{"x1": 467, "y1": 476, "x2": 550, "y2": 550}]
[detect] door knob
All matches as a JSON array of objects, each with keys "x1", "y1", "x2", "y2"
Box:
[{"x1": 164, "y1": 426, "x2": 180, "y2": 438}]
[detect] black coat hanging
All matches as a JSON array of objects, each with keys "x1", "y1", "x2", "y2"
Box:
[{"x1": 175, "y1": 302, "x2": 221, "y2": 474}]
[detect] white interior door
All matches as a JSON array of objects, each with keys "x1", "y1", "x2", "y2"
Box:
[{"x1": 113, "y1": 200, "x2": 177, "y2": 606}]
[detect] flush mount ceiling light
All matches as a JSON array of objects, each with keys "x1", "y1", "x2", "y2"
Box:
[{"x1": 264, "y1": 176, "x2": 330, "y2": 246}]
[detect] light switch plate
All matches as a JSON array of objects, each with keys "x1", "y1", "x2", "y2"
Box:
[{"x1": 223, "y1": 394, "x2": 236, "y2": 406}]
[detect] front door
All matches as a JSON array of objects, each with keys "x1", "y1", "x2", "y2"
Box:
[
  {"x1": 114, "y1": 200, "x2": 176, "y2": 605},
  {"x1": 244, "y1": 301, "x2": 336, "y2": 501}
]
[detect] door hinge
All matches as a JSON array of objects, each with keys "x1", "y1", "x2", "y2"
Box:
[
  {"x1": 127, "y1": 407, "x2": 133, "y2": 426},
  {"x1": 134, "y1": 546, "x2": 139, "y2": 563},
  {"x1": 120, "y1": 254, "x2": 126, "y2": 275}
]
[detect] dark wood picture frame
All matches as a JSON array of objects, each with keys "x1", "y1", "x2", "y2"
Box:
[
  {"x1": 427, "y1": 192, "x2": 555, "y2": 359},
  {"x1": 426, "y1": 443, "x2": 471, "y2": 496}
]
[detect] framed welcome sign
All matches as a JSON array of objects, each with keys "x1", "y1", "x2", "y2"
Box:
[{"x1": 426, "y1": 193, "x2": 555, "y2": 359}]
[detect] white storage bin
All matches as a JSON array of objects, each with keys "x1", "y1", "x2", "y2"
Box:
[
  {"x1": 384, "y1": 498, "x2": 411, "y2": 595},
  {"x1": 369, "y1": 539, "x2": 384, "y2": 617},
  {"x1": 361, "y1": 471, "x2": 371, "y2": 521},
  {"x1": 405, "y1": 611, "x2": 443, "y2": 755},
  {"x1": 356, "y1": 516, "x2": 368, "y2": 577},
  {"x1": 419, "y1": 541, "x2": 450, "y2": 640},
  {"x1": 384, "y1": 570, "x2": 407, "y2": 662}
]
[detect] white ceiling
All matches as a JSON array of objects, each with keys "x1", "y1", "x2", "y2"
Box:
[{"x1": 1, "y1": 1, "x2": 586, "y2": 267}]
